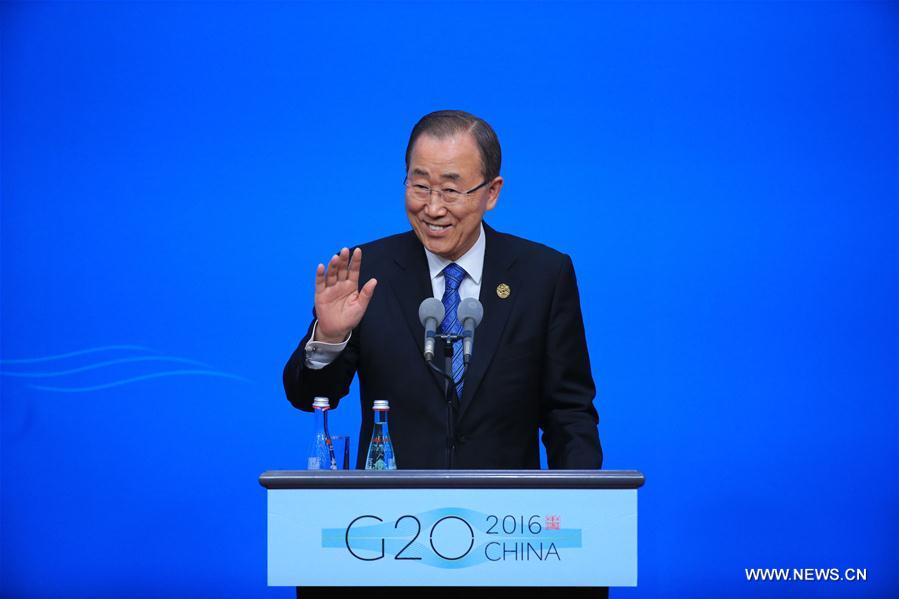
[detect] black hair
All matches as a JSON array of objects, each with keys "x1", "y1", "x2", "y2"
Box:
[{"x1": 405, "y1": 110, "x2": 501, "y2": 181}]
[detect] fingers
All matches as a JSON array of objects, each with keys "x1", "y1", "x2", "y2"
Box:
[
  {"x1": 348, "y1": 247, "x2": 362, "y2": 284},
  {"x1": 315, "y1": 263, "x2": 326, "y2": 294},
  {"x1": 336, "y1": 247, "x2": 351, "y2": 282},
  {"x1": 325, "y1": 253, "x2": 340, "y2": 287},
  {"x1": 320, "y1": 247, "x2": 358, "y2": 290}
]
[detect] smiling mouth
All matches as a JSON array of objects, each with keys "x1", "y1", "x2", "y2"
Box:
[{"x1": 425, "y1": 222, "x2": 452, "y2": 232}]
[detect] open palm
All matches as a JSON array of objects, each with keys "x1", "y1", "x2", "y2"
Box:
[{"x1": 313, "y1": 247, "x2": 378, "y2": 343}]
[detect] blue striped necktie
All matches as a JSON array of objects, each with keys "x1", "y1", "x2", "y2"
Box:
[{"x1": 439, "y1": 263, "x2": 466, "y2": 399}]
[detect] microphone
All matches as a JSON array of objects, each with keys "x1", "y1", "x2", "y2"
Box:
[
  {"x1": 418, "y1": 298, "x2": 445, "y2": 362},
  {"x1": 457, "y1": 298, "x2": 484, "y2": 366}
]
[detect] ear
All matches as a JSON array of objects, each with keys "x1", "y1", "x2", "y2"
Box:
[{"x1": 485, "y1": 176, "x2": 503, "y2": 211}]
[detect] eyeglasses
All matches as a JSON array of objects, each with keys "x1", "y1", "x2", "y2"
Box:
[{"x1": 404, "y1": 178, "x2": 490, "y2": 205}]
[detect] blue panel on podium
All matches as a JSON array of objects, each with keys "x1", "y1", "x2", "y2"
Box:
[{"x1": 262, "y1": 471, "x2": 642, "y2": 588}]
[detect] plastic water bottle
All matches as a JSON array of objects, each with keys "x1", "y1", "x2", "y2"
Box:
[
  {"x1": 364, "y1": 400, "x2": 396, "y2": 470},
  {"x1": 307, "y1": 397, "x2": 337, "y2": 470}
]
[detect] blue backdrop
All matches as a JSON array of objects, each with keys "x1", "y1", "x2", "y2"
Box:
[{"x1": 1, "y1": 1, "x2": 896, "y2": 597}]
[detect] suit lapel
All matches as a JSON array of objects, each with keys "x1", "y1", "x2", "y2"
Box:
[
  {"x1": 458, "y1": 223, "x2": 519, "y2": 422},
  {"x1": 388, "y1": 232, "x2": 447, "y2": 395}
]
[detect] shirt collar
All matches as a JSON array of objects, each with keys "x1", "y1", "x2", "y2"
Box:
[{"x1": 423, "y1": 223, "x2": 485, "y2": 286}]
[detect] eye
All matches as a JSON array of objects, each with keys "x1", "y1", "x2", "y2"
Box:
[
  {"x1": 413, "y1": 184, "x2": 430, "y2": 192},
  {"x1": 442, "y1": 188, "x2": 461, "y2": 195}
]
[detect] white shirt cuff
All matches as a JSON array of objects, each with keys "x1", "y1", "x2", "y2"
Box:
[{"x1": 303, "y1": 321, "x2": 351, "y2": 370}]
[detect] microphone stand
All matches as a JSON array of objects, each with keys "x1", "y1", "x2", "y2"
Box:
[{"x1": 426, "y1": 333, "x2": 465, "y2": 470}]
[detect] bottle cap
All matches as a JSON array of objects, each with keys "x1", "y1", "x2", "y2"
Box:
[
  {"x1": 372, "y1": 400, "x2": 390, "y2": 411},
  {"x1": 312, "y1": 397, "x2": 330, "y2": 410}
]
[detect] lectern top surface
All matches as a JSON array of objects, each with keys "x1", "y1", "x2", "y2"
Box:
[{"x1": 259, "y1": 469, "x2": 644, "y2": 489}]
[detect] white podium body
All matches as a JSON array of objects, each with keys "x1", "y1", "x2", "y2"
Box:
[{"x1": 260, "y1": 470, "x2": 644, "y2": 588}]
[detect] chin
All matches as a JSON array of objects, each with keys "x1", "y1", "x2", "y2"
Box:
[
  {"x1": 424, "y1": 240, "x2": 448, "y2": 256},
  {"x1": 426, "y1": 240, "x2": 455, "y2": 259}
]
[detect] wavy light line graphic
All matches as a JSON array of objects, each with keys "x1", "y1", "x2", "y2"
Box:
[
  {"x1": 0, "y1": 356, "x2": 210, "y2": 378},
  {"x1": 28, "y1": 370, "x2": 251, "y2": 392},
  {"x1": 0, "y1": 345, "x2": 154, "y2": 364},
  {"x1": 0, "y1": 345, "x2": 251, "y2": 392}
]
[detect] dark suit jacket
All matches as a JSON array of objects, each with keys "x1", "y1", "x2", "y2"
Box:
[{"x1": 283, "y1": 222, "x2": 602, "y2": 470}]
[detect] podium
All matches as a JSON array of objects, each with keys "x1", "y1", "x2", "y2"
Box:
[{"x1": 260, "y1": 469, "x2": 644, "y2": 592}]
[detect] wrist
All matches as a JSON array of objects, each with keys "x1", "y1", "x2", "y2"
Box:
[{"x1": 314, "y1": 326, "x2": 349, "y2": 344}]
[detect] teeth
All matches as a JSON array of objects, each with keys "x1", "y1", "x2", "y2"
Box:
[{"x1": 428, "y1": 224, "x2": 449, "y2": 231}]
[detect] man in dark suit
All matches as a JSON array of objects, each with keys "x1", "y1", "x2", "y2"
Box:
[{"x1": 283, "y1": 110, "x2": 602, "y2": 471}]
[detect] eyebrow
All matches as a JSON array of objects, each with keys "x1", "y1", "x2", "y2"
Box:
[{"x1": 411, "y1": 167, "x2": 462, "y2": 182}]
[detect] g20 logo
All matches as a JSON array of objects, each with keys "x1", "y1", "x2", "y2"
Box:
[{"x1": 343, "y1": 513, "x2": 558, "y2": 563}]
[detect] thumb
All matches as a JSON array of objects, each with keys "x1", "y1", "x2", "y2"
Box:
[{"x1": 357, "y1": 278, "x2": 378, "y2": 305}]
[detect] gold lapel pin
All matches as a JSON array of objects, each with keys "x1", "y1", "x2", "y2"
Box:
[{"x1": 496, "y1": 283, "x2": 511, "y2": 299}]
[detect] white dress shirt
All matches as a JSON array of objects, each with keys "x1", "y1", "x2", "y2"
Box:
[{"x1": 304, "y1": 223, "x2": 486, "y2": 369}]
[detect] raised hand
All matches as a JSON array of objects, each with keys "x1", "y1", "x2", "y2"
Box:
[{"x1": 313, "y1": 247, "x2": 378, "y2": 343}]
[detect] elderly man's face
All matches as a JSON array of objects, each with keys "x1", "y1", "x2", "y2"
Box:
[{"x1": 405, "y1": 132, "x2": 502, "y2": 261}]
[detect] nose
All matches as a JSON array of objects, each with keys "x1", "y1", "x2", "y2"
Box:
[{"x1": 423, "y1": 193, "x2": 448, "y2": 217}]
